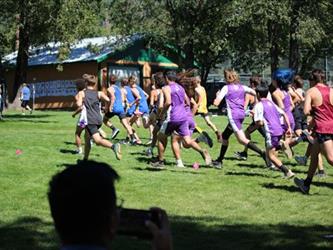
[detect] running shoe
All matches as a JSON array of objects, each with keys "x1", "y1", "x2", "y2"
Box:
[
  {"x1": 75, "y1": 147, "x2": 83, "y2": 154},
  {"x1": 112, "y1": 143, "x2": 122, "y2": 160},
  {"x1": 284, "y1": 170, "x2": 295, "y2": 179},
  {"x1": 281, "y1": 140, "x2": 293, "y2": 159},
  {"x1": 295, "y1": 155, "x2": 307, "y2": 166},
  {"x1": 234, "y1": 151, "x2": 248, "y2": 160},
  {"x1": 315, "y1": 171, "x2": 327, "y2": 178},
  {"x1": 145, "y1": 139, "x2": 153, "y2": 146},
  {"x1": 294, "y1": 177, "x2": 310, "y2": 194},
  {"x1": 212, "y1": 160, "x2": 223, "y2": 169},
  {"x1": 176, "y1": 161, "x2": 185, "y2": 168},
  {"x1": 111, "y1": 128, "x2": 120, "y2": 140},
  {"x1": 150, "y1": 159, "x2": 166, "y2": 169}
]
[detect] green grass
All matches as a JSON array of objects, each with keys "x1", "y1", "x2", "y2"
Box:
[{"x1": 0, "y1": 111, "x2": 332, "y2": 250}]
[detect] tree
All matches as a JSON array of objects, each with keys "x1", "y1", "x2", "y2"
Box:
[
  {"x1": 107, "y1": 0, "x2": 233, "y2": 85},
  {"x1": 5, "y1": 0, "x2": 105, "y2": 103}
]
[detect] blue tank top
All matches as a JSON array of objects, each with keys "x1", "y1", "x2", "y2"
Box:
[
  {"x1": 125, "y1": 86, "x2": 136, "y2": 115},
  {"x1": 136, "y1": 86, "x2": 149, "y2": 114},
  {"x1": 112, "y1": 85, "x2": 124, "y2": 113}
]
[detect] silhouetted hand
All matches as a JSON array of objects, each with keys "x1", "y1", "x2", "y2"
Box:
[{"x1": 145, "y1": 207, "x2": 173, "y2": 250}]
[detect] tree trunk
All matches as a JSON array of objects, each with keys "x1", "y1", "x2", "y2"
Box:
[
  {"x1": 11, "y1": 1, "x2": 30, "y2": 103},
  {"x1": 184, "y1": 40, "x2": 195, "y2": 69},
  {"x1": 268, "y1": 21, "x2": 279, "y2": 75},
  {"x1": 201, "y1": 65, "x2": 211, "y2": 88},
  {"x1": 289, "y1": 0, "x2": 301, "y2": 72}
]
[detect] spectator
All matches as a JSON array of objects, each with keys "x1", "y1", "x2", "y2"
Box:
[
  {"x1": 48, "y1": 160, "x2": 173, "y2": 250},
  {"x1": 20, "y1": 83, "x2": 32, "y2": 115}
]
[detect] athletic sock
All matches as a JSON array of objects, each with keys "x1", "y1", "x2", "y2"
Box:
[
  {"x1": 217, "y1": 144, "x2": 228, "y2": 162},
  {"x1": 195, "y1": 126, "x2": 203, "y2": 134},
  {"x1": 279, "y1": 164, "x2": 289, "y2": 174},
  {"x1": 304, "y1": 177, "x2": 313, "y2": 187},
  {"x1": 247, "y1": 141, "x2": 264, "y2": 156}
]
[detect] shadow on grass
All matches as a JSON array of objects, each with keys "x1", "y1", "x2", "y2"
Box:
[
  {"x1": 2, "y1": 114, "x2": 56, "y2": 124},
  {"x1": 0, "y1": 217, "x2": 58, "y2": 250},
  {"x1": 284, "y1": 162, "x2": 299, "y2": 167},
  {"x1": 63, "y1": 141, "x2": 76, "y2": 145},
  {"x1": 237, "y1": 162, "x2": 266, "y2": 169},
  {"x1": 312, "y1": 181, "x2": 333, "y2": 190},
  {"x1": 225, "y1": 171, "x2": 269, "y2": 178},
  {"x1": 3, "y1": 114, "x2": 53, "y2": 119},
  {"x1": 134, "y1": 166, "x2": 167, "y2": 172},
  {"x1": 261, "y1": 182, "x2": 300, "y2": 193},
  {"x1": 1, "y1": 216, "x2": 332, "y2": 250},
  {"x1": 59, "y1": 149, "x2": 77, "y2": 155}
]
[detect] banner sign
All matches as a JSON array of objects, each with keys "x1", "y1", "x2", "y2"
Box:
[
  {"x1": 30, "y1": 80, "x2": 76, "y2": 98},
  {"x1": 108, "y1": 66, "x2": 141, "y2": 85}
]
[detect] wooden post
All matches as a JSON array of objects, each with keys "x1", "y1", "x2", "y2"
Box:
[{"x1": 142, "y1": 62, "x2": 151, "y2": 93}]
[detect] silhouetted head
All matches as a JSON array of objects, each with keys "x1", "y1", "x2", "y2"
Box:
[{"x1": 48, "y1": 160, "x2": 119, "y2": 246}]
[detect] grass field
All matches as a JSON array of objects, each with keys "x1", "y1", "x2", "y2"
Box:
[{"x1": 0, "y1": 110, "x2": 332, "y2": 250}]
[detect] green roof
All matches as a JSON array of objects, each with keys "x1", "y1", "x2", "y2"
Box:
[{"x1": 97, "y1": 39, "x2": 178, "y2": 69}]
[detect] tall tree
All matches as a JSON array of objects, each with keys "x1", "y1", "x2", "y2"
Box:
[{"x1": 108, "y1": 0, "x2": 232, "y2": 85}]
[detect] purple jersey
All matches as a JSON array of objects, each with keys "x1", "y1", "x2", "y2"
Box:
[
  {"x1": 254, "y1": 99, "x2": 284, "y2": 149},
  {"x1": 282, "y1": 90, "x2": 295, "y2": 130},
  {"x1": 169, "y1": 82, "x2": 187, "y2": 122},
  {"x1": 185, "y1": 105, "x2": 195, "y2": 135},
  {"x1": 225, "y1": 84, "x2": 246, "y2": 120},
  {"x1": 216, "y1": 83, "x2": 251, "y2": 131},
  {"x1": 255, "y1": 99, "x2": 284, "y2": 137}
]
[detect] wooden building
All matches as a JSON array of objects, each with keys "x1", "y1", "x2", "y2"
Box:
[{"x1": 3, "y1": 34, "x2": 178, "y2": 109}]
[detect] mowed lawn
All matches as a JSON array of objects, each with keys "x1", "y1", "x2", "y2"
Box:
[{"x1": 0, "y1": 110, "x2": 332, "y2": 250}]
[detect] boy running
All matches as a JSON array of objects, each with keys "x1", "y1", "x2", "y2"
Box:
[
  {"x1": 76, "y1": 74, "x2": 121, "y2": 161},
  {"x1": 294, "y1": 69, "x2": 333, "y2": 194},
  {"x1": 254, "y1": 83, "x2": 295, "y2": 178},
  {"x1": 212, "y1": 69, "x2": 266, "y2": 168},
  {"x1": 151, "y1": 71, "x2": 211, "y2": 168},
  {"x1": 103, "y1": 75, "x2": 136, "y2": 144}
]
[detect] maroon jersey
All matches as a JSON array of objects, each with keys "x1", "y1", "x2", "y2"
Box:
[{"x1": 313, "y1": 85, "x2": 333, "y2": 134}]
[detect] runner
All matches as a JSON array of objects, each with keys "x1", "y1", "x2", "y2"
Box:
[
  {"x1": 294, "y1": 69, "x2": 333, "y2": 194},
  {"x1": 271, "y1": 68, "x2": 296, "y2": 158},
  {"x1": 103, "y1": 75, "x2": 120, "y2": 139},
  {"x1": 212, "y1": 69, "x2": 266, "y2": 169},
  {"x1": 104, "y1": 75, "x2": 136, "y2": 144},
  {"x1": 253, "y1": 82, "x2": 295, "y2": 178},
  {"x1": 151, "y1": 71, "x2": 211, "y2": 168},
  {"x1": 194, "y1": 75, "x2": 218, "y2": 146},
  {"x1": 145, "y1": 72, "x2": 166, "y2": 156},
  {"x1": 170, "y1": 75, "x2": 212, "y2": 167},
  {"x1": 71, "y1": 79, "x2": 87, "y2": 154},
  {"x1": 76, "y1": 74, "x2": 121, "y2": 161},
  {"x1": 234, "y1": 75, "x2": 267, "y2": 160}
]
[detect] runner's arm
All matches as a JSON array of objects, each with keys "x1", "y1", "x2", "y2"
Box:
[
  {"x1": 303, "y1": 89, "x2": 313, "y2": 116},
  {"x1": 272, "y1": 90, "x2": 284, "y2": 109},
  {"x1": 159, "y1": 86, "x2": 171, "y2": 119},
  {"x1": 72, "y1": 91, "x2": 84, "y2": 117},
  {"x1": 214, "y1": 86, "x2": 228, "y2": 106}
]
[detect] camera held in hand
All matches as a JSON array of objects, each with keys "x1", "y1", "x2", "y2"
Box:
[{"x1": 118, "y1": 208, "x2": 162, "y2": 239}]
